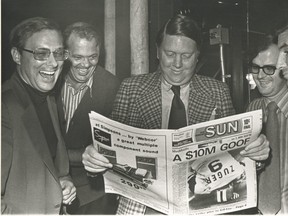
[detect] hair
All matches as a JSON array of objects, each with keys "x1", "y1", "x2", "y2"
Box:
[
  {"x1": 63, "y1": 22, "x2": 101, "y2": 48},
  {"x1": 248, "y1": 34, "x2": 276, "y2": 62},
  {"x1": 155, "y1": 14, "x2": 202, "y2": 51},
  {"x1": 9, "y1": 17, "x2": 62, "y2": 50},
  {"x1": 273, "y1": 21, "x2": 288, "y2": 44}
]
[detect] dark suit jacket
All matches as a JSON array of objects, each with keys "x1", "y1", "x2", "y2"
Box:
[
  {"x1": 57, "y1": 65, "x2": 120, "y2": 206},
  {"x1": 1, "y1": 73, "x2": 70, "y2": 214},
  {"x1": 111, "y1": 70, "x2": 235, "y2": 128}
]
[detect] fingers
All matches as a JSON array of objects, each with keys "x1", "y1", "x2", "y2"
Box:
[
  {"x1": 82, "y1": 145, "x2": 113, "y2": 173},
  {"x1": 242, "y1": 134, "x2": 265, "y2": 151},
  {"x1": 240, "y1": 134, "x2": 270, "y2": 161},
  {"x1": 63, "y1": 186, "x2": 76, "y2": 205},
  {"x1": 61, "y1": 182, "x2": 76, "y2": 205}
]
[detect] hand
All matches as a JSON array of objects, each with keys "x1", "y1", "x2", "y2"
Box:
[
  {"x1": 82, "y1": 144, "x2": 113, "y2": 173},
  {"x1": 59, "y1": 178, "x2": 76, "y2": 205},
  {"x1": 240, "y1": 134, "x2": 270, "y2": 161}
]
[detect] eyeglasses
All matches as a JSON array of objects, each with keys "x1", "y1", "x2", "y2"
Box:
[
  {"x1": 249, "y1": 64, "x2": 277, "y2": 75},
  {"x1": 19, "y1": 47, "x2": 69, "y2": 61}
]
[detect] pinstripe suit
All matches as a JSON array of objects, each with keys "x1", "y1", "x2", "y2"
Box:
[
  {"x1": 111, "y1": 70, "x2": 235, "y2": 214},
  {"x1": 247, "y1": 92, "x2": 288, "y2": 214}
]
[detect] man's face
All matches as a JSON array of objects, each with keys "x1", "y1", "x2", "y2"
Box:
[
  {"x1": 252, "y1": 44, "x2": 286, "y2": 97},
  {"x1": 157, "y1": 35, "x2": 199, "y2": 86},
  {"x1": 276, "y1": 29, "x2": 288, "y2": 73},
  {"x1": 18, "y1": 30, "x2": 64, "y2": 92},
  {"x1": 67, "y1": 33, "x2": 99, "y2": 84}
]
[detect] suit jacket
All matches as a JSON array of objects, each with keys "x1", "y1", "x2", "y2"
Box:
[
  {"x1": 56, "y1": 65, "x2": 120, "y2": 206},
  {"x1": 1, "y1": 73, "x2": 70, "y2": 214},
  {"x1": 111, "y1": 70, "x2": 236, "y2": 214},
  {"x1": 111, "y1": 70, "x2": 235, "y2": 128}
]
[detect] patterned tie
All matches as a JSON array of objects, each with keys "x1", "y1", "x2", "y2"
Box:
[
  {"x1": 258, "y1": 101, "x2": 281, "y2": 214},
  {"x1": 168, "y1": 85, "x2": 187, "y2": 129}
]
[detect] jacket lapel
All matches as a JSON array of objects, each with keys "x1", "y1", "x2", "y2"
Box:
[
  {"x1": 22, "y1": 105, "x2": 58, "y2": 181},
  {"x1": 11, "y1": 74, "x2": 60, "y2": 182},
  {"x1": 56, "y1": 91, "x2": 67, "y2": 136},
  {"x1": 136, "y1": 72, "x2": 162, "y2": 129},
  {"x1": 48, "y1": 96, "x2": 69, "y2": 177},
  {"x1": 188, "y1": 75, "x2": 216, "y2": 125}
]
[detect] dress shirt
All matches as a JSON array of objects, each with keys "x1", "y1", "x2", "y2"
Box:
[{"x1": 62, "y1": 75, "x2": 93, "y2": 131}]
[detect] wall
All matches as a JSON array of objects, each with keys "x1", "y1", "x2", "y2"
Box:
[{"x1": 2, "y1": 0, "x2": 288, "y2": 112}]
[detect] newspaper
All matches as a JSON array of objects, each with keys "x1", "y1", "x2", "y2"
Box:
[{"x1": 89, "y1": 110, "x2": 262, "y2": 215}]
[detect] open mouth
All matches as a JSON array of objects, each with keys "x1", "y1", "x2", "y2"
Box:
[
  {"x1": 77, "y1": 68, "x2": 91, "y2": 75},
  {"x1": 39, "y1": 70, "x2": 55, "y2": 78}
]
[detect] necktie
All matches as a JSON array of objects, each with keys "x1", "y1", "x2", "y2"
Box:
[
  {"x1": 168, "y1": 85, "x2": 187, "y2": 129},
  {"x1": 258, "y1": 101, "x2": 281, "y2": 214}
]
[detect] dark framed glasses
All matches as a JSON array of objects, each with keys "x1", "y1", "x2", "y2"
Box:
[
  {"x1": 249, "y1": 64, "x2": 277, "y2": 75},
  {"x1": 19, "y1": 47, "x2": 68, "y2": 61}
]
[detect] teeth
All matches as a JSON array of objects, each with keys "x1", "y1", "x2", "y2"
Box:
[
  {"x1": 79, "y1": 69, "x2": 87, "y2": 73},
  {"x1": 40, "y1": 71, "x2": 55, "y2": 76}
]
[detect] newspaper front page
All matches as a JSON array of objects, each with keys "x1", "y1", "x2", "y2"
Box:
[{"x1": 89, "y1": 110, "x2": 262, "y2": 215}]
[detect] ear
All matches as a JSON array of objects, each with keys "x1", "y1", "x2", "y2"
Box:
[{"x1": 11, "y1": 47, "x2": 21, "y2": 65}]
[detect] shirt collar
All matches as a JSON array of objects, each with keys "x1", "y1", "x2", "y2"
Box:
[
  {"x1": 160, "y1": 74, "x2": 190, "y2": 92},
  {"x1": 65, "y1": 75, "x2": 94, "y2": 97},
  {"x1": 265, "y1": 87, "x2": 288, "y2": 118}
]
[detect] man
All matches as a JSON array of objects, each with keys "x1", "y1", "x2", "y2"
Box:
[
  {"x1": 56, "y1": 22, "x2": 120, "y2": 214},
  {"x1": 83, "y1": 14, "x2": 270, "y2": 214},
  {"x1": 1, "y1": 17, "x2": 76, "y2": 214},
  {"x1": 275, "y1": 23, "x2": 288, "y2": 81},
  {"x1": 247, "y1": 37, "x2": 288, "y2": 214}
]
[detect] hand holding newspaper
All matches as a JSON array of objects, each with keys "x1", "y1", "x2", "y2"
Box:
[{"x1": 89, "y1": 110, "x2": 262, "y2": 215}]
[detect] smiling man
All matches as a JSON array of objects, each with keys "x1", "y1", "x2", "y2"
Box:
[
  {"x1": 82, "y1": 14, "x2": 271, "y2": 215},
  {"x1": 56, "y1": 22, "x2": 120, "y2": 214},
  {"x1": 247, "y1": 36, "x2": 288, "y2": 214},
  {"x1": 1, "y1": 17, "x2": 76, "y2": 214}
]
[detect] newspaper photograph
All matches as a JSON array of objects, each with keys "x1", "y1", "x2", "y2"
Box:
[{"x1": 89, "y1": 109, "x2": 262, "y2": 215}]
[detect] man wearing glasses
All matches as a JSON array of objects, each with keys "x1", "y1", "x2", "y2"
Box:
[
  {"x1": 55, "y1": 22, "x2": 120, "y2": 214},
  {"x1": 1, "y1": 17, "x2": 76, "y2": 214},
  {"x1": 247, "y1": 35, "x2": 288, "y2": 214}
]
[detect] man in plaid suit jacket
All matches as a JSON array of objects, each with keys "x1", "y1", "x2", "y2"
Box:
[
  {"x1": 82, "y1": 14, "x2": 270, "y2": 215},
  {"x1": 110, "y1": 69, "x2": 234, "y2": 130}
]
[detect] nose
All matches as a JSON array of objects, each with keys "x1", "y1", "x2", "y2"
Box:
[
  {"x1": 257, "y1": 68, "x2": 267, "y2": 79},
  {"x1": 173, "y1": 54, "x2": 183, "y2": 68},
  {"x1": 81, "y1": 57, "x2": 90, "y2": 67},
  {"x1": 46, "y1": 53, "x2": 58, "y2": 67}
]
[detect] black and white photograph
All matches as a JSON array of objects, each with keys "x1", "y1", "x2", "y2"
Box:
[{"x1": 1, "y1": 0, "x2": 288, "y2": 214}]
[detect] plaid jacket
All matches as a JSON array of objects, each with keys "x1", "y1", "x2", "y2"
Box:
[{"x1": 111, "y1": 70, "x2": 235, "y2": 214}]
